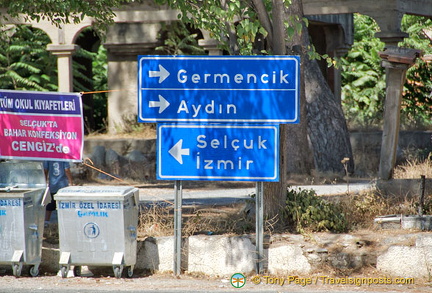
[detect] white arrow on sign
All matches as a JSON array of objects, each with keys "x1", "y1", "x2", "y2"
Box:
[
  {"x1": 149, "y1": 95, "x2": 170, "y2": 113},
  {"x1": 148, "y1": 64, "x2": 170, "y2": 83},
  {"x1": 168, "y1": 139, "x2": 190, "y2": 164}
]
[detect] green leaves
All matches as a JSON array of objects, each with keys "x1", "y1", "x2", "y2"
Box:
[
  {"x1": 0, "y1": 0, "x2": 130, "y2": 34},
  {"x1": 340, "y1": 14, "x2": 386, "y2": 129},
  {"x1": 156, "y1": 22, "x2": 205, "y2": 55},
  {"x1": 399, "y1": 15, "x2": 432, "y2": 129},
  {"x1": 236, "y1": 18, "x2": 263, "y2": 54},
  {"x1": 341, "y1": 13, "x2": 432, "y2": 130},
  {"x1": 0, "y1": 25, "x2": 57, "y2": 91},
  {"x1": 158, "y1": 0, "x2": 272, "y2": 55},
  {"x1": 283, "y1": 188, "x2": 348, "y2": 233},
  {"x1": 0, "y1": 25, "x2": 103, "y2": 97},
  {"x1": 90, "y1": 44, "x2": 108, "y2": 132}
]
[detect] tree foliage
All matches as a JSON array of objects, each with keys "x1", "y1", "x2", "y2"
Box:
[
  {"x1": 0, "y1": 24, "x2": 100, "y2": 92},
  {"x1": 91, "y1": 45, "x2": 109, "y2": 131},
  {"x1": 340, "y1": 14, "x2": 386, "y2": 129},
  {"x1": 0, "y1": 25, "x2": 57, "y2": 91},
  {"x1": 155, "y1": 0, "x2": 269, "y2": 55},
  {"x1": 399, "y1": 15, "x2": 432, "y2": 129},
  {"x1": 341, "y1": 14, "x2": 432, "y2": 130},
  {"x1": 156, "y1": 21, "x2": 205, "y2": 55},
  {"x1": 0, "y1": 0, "x2": 131, "y2": 32},
  {"x1": 0, "y1": 24, "x2": 107, "y2": 133}
]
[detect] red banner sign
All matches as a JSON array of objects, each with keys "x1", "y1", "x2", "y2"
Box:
[{"x1": 0, "y1": 90, "x2": 84, "y2": 162}]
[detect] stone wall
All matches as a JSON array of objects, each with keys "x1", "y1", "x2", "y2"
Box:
[
  {"x1": 81, "y1": 137, "x2": 156, "y2": 181},
  {"x1": 350, "y1": 131, "x2": 431, "y2": 176},
  {"x1": 40, "y1": 232, "x2": 432, "y2": 279}
]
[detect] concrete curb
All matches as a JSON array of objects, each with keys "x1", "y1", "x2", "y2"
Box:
[{"x1": 39, "y1": 232, "x2": 432, "y2": 279}]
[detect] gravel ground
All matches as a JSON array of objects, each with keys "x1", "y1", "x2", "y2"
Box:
[{"x1": 0, "y1": 272, "x2": 430, "y2": 293}]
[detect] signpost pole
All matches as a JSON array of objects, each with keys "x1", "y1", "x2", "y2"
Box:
[
  {"x1": 255, "y1": 182, "x2": 264, "y2": 273},
  {"x1": 174, "y1": 180, "x2": 182, "y2": 275}
]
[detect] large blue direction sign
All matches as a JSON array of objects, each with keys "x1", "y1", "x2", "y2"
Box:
[
  {"x1": 138, "y1": 56, "x2": 299, "y2": 123},
  {"x1": 157, "y1": 124, "x2": 279, "y2": 181}
]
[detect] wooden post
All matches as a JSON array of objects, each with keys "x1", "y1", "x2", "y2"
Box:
[{"x1": 378, "y1": 47, "x2": 421, "y2": 180}]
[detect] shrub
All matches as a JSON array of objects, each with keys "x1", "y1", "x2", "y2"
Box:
[{"x1": 282, "y1": 188, "x2": 348, "y2": 233}]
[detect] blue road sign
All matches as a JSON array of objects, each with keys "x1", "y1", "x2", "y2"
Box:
[
  {"x1": 138, "y1": 56, "x2": 300, "y2": 123},
  {"x1": 157, "y1": 124, "x2": 279, "y2": 181}
]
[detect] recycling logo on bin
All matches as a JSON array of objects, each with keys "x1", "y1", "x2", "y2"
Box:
[{"x1": 84, "y1": 222, "x2": 100, "y2": 239}]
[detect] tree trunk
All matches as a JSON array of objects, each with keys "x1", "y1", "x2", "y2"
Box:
[
  {"x1": 263, "y1": 0, "x2": 314, "y2": 218},
  {"x1": 284, "y1": 0, "x2": 353, "y2": 175},
  {"x1": 304, "y1": 55, "x2": 354, "y2": 174},
  {"x1": 261, "y1": 0, "x2": 354, "y2": 218}
]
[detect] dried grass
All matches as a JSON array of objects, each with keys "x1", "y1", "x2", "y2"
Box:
[
  {"x1": 394, "y1": 153, "x2": 432, "y2": 179},
  {"x1": 137, "y1": 154, "x2": 431, "y2": 237},
  {"x1": 137, "y1": 202, "x2": 256, "y2": 239},
  {"x1": 335, "y1": 191, "x2": 418, "y2": 230}
]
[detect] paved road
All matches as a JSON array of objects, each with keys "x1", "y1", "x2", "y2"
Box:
[
  {"x1": 0, "y1": 274, "x2": 424, "y2": 293},
  {"x1": 46, "y1": 181, "x2": 374, "y2": 225},
  {"x1": 138, "y1": 181, "x2": 375, "y2": 206}
]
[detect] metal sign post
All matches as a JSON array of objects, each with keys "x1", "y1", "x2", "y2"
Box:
[
  {"x1": 173, "y1": 180, "x2": 182, "y2": 276},
  {"x1": 255, "y1": 182, "x2": 264, "y2": 274},
  {"x1": 137, "y1": 55, "x2": 301, "y2": 276}
]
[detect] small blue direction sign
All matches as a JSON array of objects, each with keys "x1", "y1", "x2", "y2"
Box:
[
  {"x1": 157, "y1": 124, "x2": 279, "y2": 181},
  {"x1": 138, "y1": 56, "x2": 299, "y2": 123}
]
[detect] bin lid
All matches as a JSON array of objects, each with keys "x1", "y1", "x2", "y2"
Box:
[
  {"x1": 0, "y1": 161, "x2": 46, "y2": 189},
  {"x1": 55, "y1": 185, "x2": 139, "y2": 200},
  {"x1": 0, "y1": 189, "x2": 42, "y2": 199}
]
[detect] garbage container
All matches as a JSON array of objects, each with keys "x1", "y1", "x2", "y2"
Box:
[
  {"x1": 55, "y1": 186, "x2": 139, "y2": 278},
  {"x1": 0, "y1": 161, "x2": 48, "y2": 277}
]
